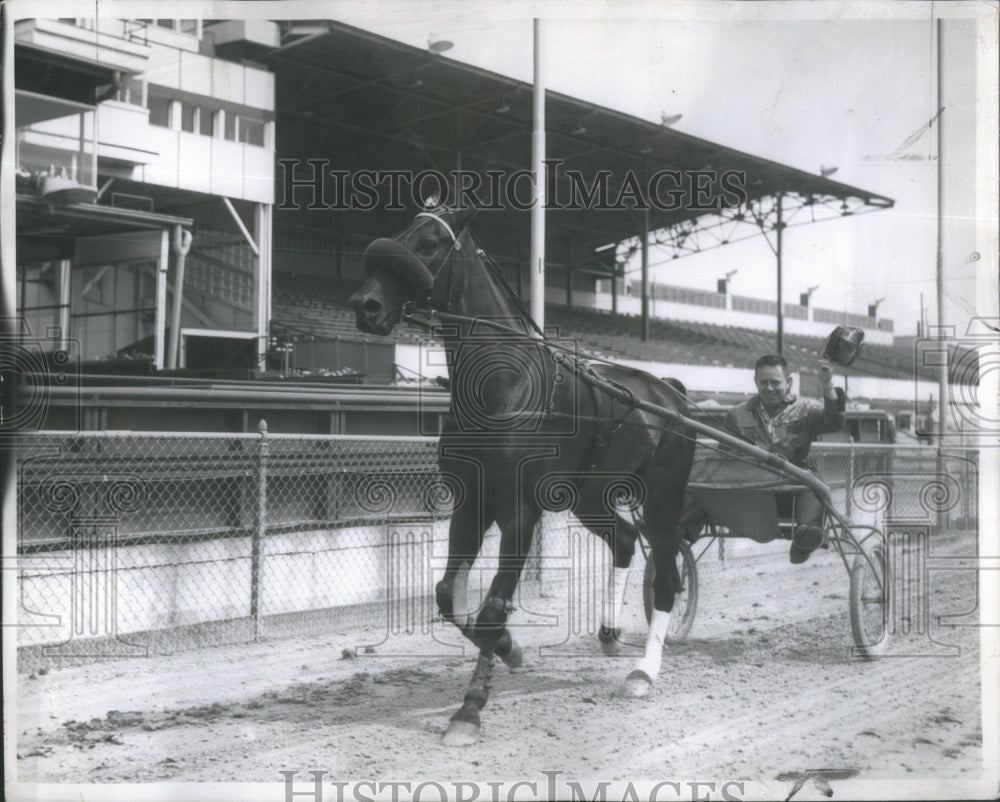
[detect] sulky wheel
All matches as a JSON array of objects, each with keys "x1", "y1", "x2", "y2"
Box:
[
  {"x1": 849, "y1": 535, "x2": 893, "y2": 659},
  {"x1": 643, "y1": 540, "x2": 698, "y2": 643}
]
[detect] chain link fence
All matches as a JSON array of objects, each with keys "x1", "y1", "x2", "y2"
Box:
[
  {"x1": 677, "y1": 441, "x2": 979, "y2": 580},
  {"x1": 14, "y1": 429, "x2": 979, "y2": 672}
]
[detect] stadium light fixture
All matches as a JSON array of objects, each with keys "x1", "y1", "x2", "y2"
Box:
[{"x1": 718, "y1": 268, "x2": 738, "y2": 295}]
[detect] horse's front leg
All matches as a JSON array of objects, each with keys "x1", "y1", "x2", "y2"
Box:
[
  {"x1": 435, "y1": 505, "x2": 486, "y2": 641},
  {"x1": 434, "y1": 454, "x2": 490, "y2": 640},
  {"x1": 442, "y1": 509, "x2": 536, "y2": 747}
]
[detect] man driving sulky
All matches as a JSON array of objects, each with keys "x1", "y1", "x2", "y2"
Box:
[{"x1": 722, "y1": 354, "x2": 846, "y2": 563}]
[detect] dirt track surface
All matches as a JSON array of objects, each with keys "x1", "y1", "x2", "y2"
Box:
[{"x1": 13, "y1": 529, "x2": 988, "y2": 796}]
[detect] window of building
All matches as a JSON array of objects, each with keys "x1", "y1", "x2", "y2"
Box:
[
  {"x1": 179, "y1": 19, "x2": 198, "y2": 35},
  {"x1": 116, "y1": 77, "x2": 144, "y2": 107},
  {"x1": 148, "y1": 91, "x2": 171, "y2": 127},
  {"x1": 181, "y1": 102, "x2": 197, "y2": 133},
  {"x1": 156, "y1": 20, "x2": 176, "y2": 30},
  {"x1": 200, "y1": 108, "x2": 214, "y2": 136},
  {"x1": 238, "y1": 116, "x2": 265, "y2": 147},
  {"x1": 224, "y1": 111, "x2": 236, "y2": 141}
]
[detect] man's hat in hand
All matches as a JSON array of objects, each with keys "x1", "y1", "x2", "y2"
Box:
[{"x1": 822, "y1": 326, "x2": 865, "y2": 367}]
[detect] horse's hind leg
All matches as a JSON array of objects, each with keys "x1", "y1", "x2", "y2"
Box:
[{"x1": 622, "y1": 424, "x2": 695, "y2": 697}]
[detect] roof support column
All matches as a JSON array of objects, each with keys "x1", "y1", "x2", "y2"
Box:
[
  {"x1": 935, "y1": 17, "x2": 948, "y2": 445},
  {"x1": 529, "y1": 18, "x2": 545, "y2": 329},
  {"x1": 641, "y1": 206, "x2": 649, "y2": 341},
  {"x1": 166, "y1": 225, "x2": 193, "y2": 370},
  {"x1": 154, "y1": 227, "x2": 169, "y2": 370},
  {"x1": 57, "y1": 258, "x2": 71, "y2": 352},
  {"x1": 775, "y1": 192, "x2": 784, "y2": 357},
  {"x1": 255, "y1": 202, "x2": 273, "y2": 372}
]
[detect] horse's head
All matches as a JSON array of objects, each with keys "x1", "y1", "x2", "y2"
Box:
[{"x1": 350, "y1": 206, "x2": 476, "y2": 335}]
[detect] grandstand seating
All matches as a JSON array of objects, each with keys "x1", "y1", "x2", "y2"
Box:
[
  {"x1": 269, "y1": 273, "x2": 974, "y2": 384},
  {"x1": 271, "y1": 275, "x2": 429, "y2": 345},
  {"x1": 542, "y1": 305, "x2": 969, "y2": 382}
]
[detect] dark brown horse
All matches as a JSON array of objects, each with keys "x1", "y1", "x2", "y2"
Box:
[{"x1": 349, "y1": 206, "x2": 695, "y2": 745}]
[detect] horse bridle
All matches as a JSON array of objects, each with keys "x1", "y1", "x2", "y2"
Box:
[{"x1": 415, "y1": 211, "x2": 460, "y2": 249}]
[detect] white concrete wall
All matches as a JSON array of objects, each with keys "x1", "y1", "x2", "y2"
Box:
[
  {"x1": 15, "y1": 19, "x2": 149, "y2": 73},
  {"x1": 397, "y1": 340, "x2": 951, "y2": 406},
  {"x1": 25, "y1": 101, "x2": 158, "y2": 166},
  {"x1": 143, "y1": 48, "x2": 275, "y2": 111},
  {"x1": 134, "y1": 127, "x2": 273, "y2": 203},
  {"x1": 590, "y1": 293, "x2": 895, "y2": 346},
  {"x1": 17, "y1": 521, "x2": 451, "y2": 647}
]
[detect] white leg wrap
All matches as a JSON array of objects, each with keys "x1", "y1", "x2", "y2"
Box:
[
  {"x1": 453, "y1": 563, "x2": 471, "y2": 622},
  {"x1": 633, "y1": 608, "x2": 671, "y2": 680},
  {"x1": 601, "y1": 566, "x2": 630, "y2": 631}
]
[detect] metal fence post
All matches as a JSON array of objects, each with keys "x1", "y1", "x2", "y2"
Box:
[
  {"x1": 251, "y1": 419, "x2": 268, "y2": 640},
  {"x1": 845, "y1": 436, "x2": 854, "y2": 520}
]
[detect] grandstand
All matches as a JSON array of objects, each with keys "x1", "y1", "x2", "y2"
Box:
[
  {"x1": 268, "y1": 274, "x2": 974, "y2": 387},
  {"x1": 10, "y1": 16, "x2": 978, "y2": 445},
  {"x1": 542, "y1": 303, "x2": 973, "y2": 383}
]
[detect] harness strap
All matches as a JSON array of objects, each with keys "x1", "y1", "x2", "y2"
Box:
[
  {"x1": 484, "y1": 596, "x2": 515, "y2": 614},
  {"x1": 579, "y1": 362, "x2": 618, "y2": 471},
  {"x1": 416, "y1": 211, "x2": 461, "y2": 249}
]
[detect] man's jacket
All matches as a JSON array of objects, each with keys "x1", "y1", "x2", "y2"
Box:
[{"x1": 723, "y1": 389, "x2": 846, "y2": 468}]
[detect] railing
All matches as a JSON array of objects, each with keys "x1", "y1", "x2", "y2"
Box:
[
  {"x1": 652, "y1": 283, "x2": 727, "y2": 309},
  {"x1": 14, "y1": 430, "x2": 977, "y2": 672},
  {"x1": 732, "y1": 295, "x2": 777, "y2": 315},
  {"x1": 814, "y1": 307, "x2": 877, "y2": 330}
]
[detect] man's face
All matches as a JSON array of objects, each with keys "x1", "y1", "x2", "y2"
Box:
[{"x1": 754, "y1": 364, "x2": 791, "y2": 412}]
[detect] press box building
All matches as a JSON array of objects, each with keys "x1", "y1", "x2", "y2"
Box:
[{"x1": 14, "y1": 18, "x2": 276, "y2": 371}]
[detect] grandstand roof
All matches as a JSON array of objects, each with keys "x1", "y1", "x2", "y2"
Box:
[{"x1": 262, "y1": 20, "x2": 894, "y2": 273}]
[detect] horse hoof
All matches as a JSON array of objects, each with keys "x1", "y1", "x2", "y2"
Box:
[
  {"x1": 442, "y1": 719, "x2": 480, "y2": 747},
  {"x1": 619, "y1": 669, "x2": 653, "y2": 698},
  {"x1": 598, "y1": 626, "x2": 623, "y2": 656},
  {"x1": 499, "y1": 643, "x2": 523, "y2": 670}
]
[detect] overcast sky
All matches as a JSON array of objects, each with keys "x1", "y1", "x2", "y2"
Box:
[{"x1": 320, "y1": 0, "x2": 996, "y2": 337}]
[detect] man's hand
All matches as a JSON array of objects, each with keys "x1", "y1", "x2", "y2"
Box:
[{"x1": 818, "y1": 358, "x2": 836, "y2": 398}]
